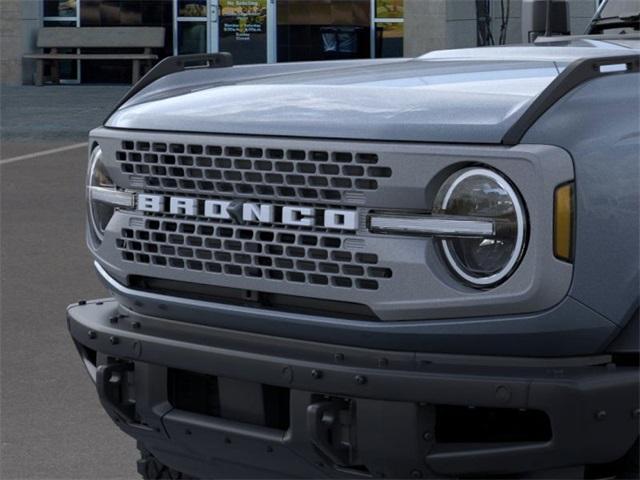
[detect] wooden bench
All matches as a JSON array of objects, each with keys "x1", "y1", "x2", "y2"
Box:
[{"x1": 23, "y1": 27, "x2": 165, "y2": 86}]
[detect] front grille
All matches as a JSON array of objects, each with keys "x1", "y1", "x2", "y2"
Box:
[
  {"x1": 116, "y1": 140, "x2": 392, "y2": 202},
  {"x1": 117, "y1": 218, "x2": 393, "y2": 291}
]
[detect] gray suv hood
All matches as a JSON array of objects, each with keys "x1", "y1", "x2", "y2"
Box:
[{"x1": 106, "y1": 39, "x2": 638, "y2": 144}]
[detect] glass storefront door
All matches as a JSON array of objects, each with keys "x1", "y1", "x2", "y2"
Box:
[
  {"x1": 174, "y1": 0, "x2": 402, "y2": 65},
  {"x1": 217, "y1": 0, "x2": 272, "y2": 64},
  {"x1": 175, "y1": 0, "x2": 274, "y2": 64},
  {"x1": 275, "y1": 0, "x2": 403, "y2": 63},
  {"x1": 175, "y1": 0, "x2": 208, "y2": 55},
  {"x1": 277, "y1": 0, "x2": 371, "y2": 63}
]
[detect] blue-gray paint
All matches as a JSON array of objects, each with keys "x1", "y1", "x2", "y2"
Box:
[
  {"x1": 98, "y1": 262, "x2": 615, "y2": 357},
  {"x1": 98, "y1": 36, "x2": 640, "y2": 356},
  {"x1": 107, "y1": 38, "x2": 639, "y2": 146},
  {"x1": 523, "y1": 72, "x2": 640, "y2": 329},
  {"x1": 108, "y1": 59, "x2": 560, "y2": 144}
]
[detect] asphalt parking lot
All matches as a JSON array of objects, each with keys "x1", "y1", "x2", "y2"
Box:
[{"x1": 1, "y1": 86, "x2": 139, "y2": 479}]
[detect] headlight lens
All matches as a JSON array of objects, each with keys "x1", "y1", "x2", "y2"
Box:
[
  {"x1": 88, "y1": 146, "x2": 134, "y2": 240},
  {"x1": 434, "y1": 167, "x2": 526, "y2": 287}
]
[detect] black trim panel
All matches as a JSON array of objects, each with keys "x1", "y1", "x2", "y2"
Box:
[
  {"x1": 106, "y1": 53, "x2": 234, "y2": 123},
  {"x1": 67, "y1": 299, "x2": 639, "y2": 478}
]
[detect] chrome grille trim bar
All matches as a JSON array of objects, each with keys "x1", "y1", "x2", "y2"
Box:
[
  {"x1": 369, "y1": 215, "x2": 495, "y2": 238},
  {"x1": 89, "y1": 186, "x2": 135, "y2": 208}
]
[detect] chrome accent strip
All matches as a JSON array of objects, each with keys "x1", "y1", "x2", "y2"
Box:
[
  {"x1": 369, "y1": 215, "x2": 495, "y2": 238},
  {"x1": 89, "y1": 186, "x2": 135, "y2": 208}
]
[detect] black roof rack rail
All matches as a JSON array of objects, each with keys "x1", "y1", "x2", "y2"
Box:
[
  {"x1": 502, "y1": 54, "x2": 639, "y2": 145},
  {"x1": 104, "y1": 52, "x2": 233, "y2": 123}
]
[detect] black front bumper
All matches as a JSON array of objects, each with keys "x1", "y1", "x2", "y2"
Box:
[{"x1": 68, "y1": 299, "x2": 639, "y2": 478}]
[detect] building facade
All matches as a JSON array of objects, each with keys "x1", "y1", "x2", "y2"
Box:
[{"x1": 1, "y1": 0, "x2": 598, "y2": 85}]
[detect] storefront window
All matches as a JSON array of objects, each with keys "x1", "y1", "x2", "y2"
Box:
[
  {"x1": 376, "y1": 0, "x2": 403, "y2": 19},
  {"x1": 373, "y1": 0, "x2": 404, "y2": 58},
  {"x1": 277, "y1": 0, "x2": 370, "y2": 62},
  {"x1": 41, "y1": 0, "x2": 404, "y2": 83},
  {"x1": 44, "y1": 0, "x2": 77, "y2": 17},
  {"x1": 219, "y1": 0, "x2": 268, "y2": 65},
  {"x1": 375, "y1": 21, "x2": 403, "y2": 57},
  {"x1": 178, "y1": 21, "x2": 207, "y2": 54},
  {"x1": 176, "y1": 0, "x2": 207, "y2": 56},
  {"x1": 80, "y1": 0, "x2": 173, "y2": 83},
  {"x1": 178, "y1": 0, "x2": 207, "y2": 17}
]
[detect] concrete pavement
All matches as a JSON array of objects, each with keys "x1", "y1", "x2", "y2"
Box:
[{"x1": 1, "y1": 85, "x2": 138, "y2": 479}]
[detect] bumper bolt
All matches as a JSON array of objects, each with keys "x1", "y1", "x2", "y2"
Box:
[
  {"x1": 423, "y1": 432, "x2": 432, "y2": 442},
  {"x1": 334, "y1": 353, "x2": 344, "y2": 363},
  {"x1": 410, "y1": 469, "x2": 423, "y2": 478},
  {"x1": 109, "y1": 336, "x2": 119, "y2": 345},
  {"x1": 495, "y1": 385, "x2": 512, "y2": 404},
  {"x1": 311, "y1": 369, "x2": 323, "y2": 379},
  {"x1": 355, "y1": 375, "x2": 367, "y2": 385},
  {"x1": 595, "y1": 410, "x2": 607, "y2": 421},
  {"x1": 131, "y1": 321, "x2": 141, "y2": 330},
  {"x1": 184, "y1": 429, "x2": 192, "y2": 436},
  {"x1": 281, "y1": 366, "x2": 293, "y2": 384},
  {"x1": 87, "y1": 330, "x2": 97, "y2": 339},
  {"x1": 378, "y1": 358, "x2": 389, "y2": 368},
  {"x1": 266, "y1": 446, "x2": 274, "y2": 453}
]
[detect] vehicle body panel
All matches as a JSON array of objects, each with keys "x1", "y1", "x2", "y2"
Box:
[
  {"x1": 71, "y1": 25, "x2": 640, "y2": 478},
  {"x1": 107, "y1": 38, "x2": 639, "y2": 144},
  {"x1": 523, "y1": 71, "x2": 640, "y2": 329},
  {"x1": 90, "y1": 130, "x2": 574, "y2": 324},
  {"x1": 107, "y1": 59, "x2": 560, "y2": 144}
]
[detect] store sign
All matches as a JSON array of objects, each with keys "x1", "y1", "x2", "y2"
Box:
[{"x1": 220, "y1": 0, "x2": 267, "y2": 41}]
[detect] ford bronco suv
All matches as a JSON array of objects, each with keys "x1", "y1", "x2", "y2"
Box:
[{"x1": 68, "y1": 1, "x2": 640, "y2": 478}]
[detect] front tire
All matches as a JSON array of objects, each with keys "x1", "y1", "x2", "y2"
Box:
[
  {"x1": 617, "y1": 439, "x2": 639, "y2": 479},
  {"x1": 137, "y1": 445, "x2": 194, "y2": 480}
]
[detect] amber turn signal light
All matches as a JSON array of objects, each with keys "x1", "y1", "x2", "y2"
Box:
[{"x1": 554, "y1": 182, "x2": 574, "y2": 262}]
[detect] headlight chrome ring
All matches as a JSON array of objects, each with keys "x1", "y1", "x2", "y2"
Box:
[
  {"x1": 88, "y1": 146, "x2": 134, "y2": 241},
  {"x1": 437, "y1": 167, "x2": 527, "y2": 287}
]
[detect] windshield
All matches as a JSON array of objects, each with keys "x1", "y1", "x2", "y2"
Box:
[{"x1": 596, "y1": 0, "x2": 639, "y2": 19}]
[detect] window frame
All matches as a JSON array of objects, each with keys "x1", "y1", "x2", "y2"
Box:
[{"x1": 370, "y1": 0, "x2": 404, "y2": 58}]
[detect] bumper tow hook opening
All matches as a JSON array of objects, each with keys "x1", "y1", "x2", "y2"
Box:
[
  {"x1": 96, "y1": 362, "x2": 154, "y2": 433},
  {"x1": 307, "y1": 398, "x2": 369, "y2": 475}
]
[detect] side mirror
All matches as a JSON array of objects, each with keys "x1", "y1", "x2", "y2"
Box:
[{"x1": 522, "y1": 0, "x2": 571, "y2": 43}]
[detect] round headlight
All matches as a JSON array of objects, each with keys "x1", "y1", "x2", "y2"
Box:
[
  {"x1": 434, "y1": 167, "x2": 526, "y2": 287},
  {"x1": 88, "y1": 146, "x2": 115, "y2": 239}
]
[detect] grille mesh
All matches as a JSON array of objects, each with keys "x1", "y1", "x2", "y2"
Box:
[
  {"x1": 116, "y1": 141, "x2": 392, "y2": 202},
  {"x1": 117, "y1": 219, "x2": 393, "y2": 291}
]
